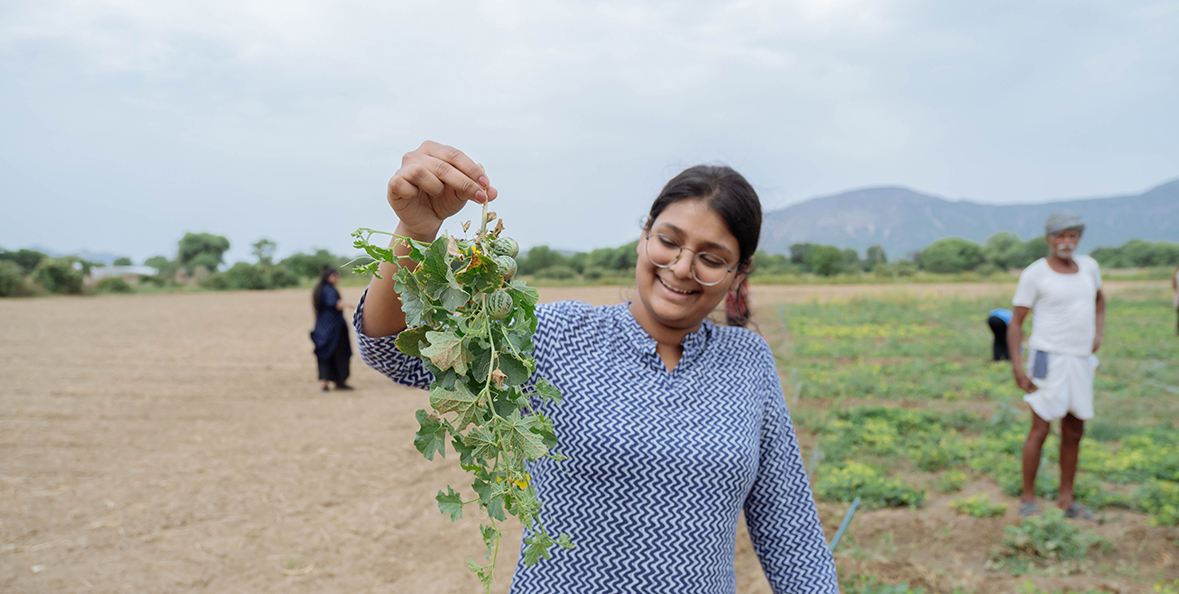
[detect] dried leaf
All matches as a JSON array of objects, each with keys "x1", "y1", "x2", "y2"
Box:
[
  {"x1": 490, "y1": 368, "x2": 507, "y2": 389},
  {"x1": 462, "y1": 220, "x2": 471, "y2": 232}
]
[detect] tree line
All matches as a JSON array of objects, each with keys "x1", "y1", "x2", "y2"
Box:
[
  {"x1": 0, "y1": 232, "x2": 369, "y2": 297},
  {"x1": 2, "y1": 233, "x2": 1177, "y2": 297}
]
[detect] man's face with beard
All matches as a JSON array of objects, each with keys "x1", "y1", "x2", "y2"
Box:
[{"x1": 1048, "y1": 228, "x2": 1083, "y2": 261}]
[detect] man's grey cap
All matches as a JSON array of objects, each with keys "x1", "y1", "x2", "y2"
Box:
[{"x1": 1045, "y1": 210, "x2": 1085, "y2": 235}]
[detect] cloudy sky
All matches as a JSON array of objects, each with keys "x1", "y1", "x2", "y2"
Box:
[{"x1": 3, "y1": 0, "x2": 1177, "y2": 263}]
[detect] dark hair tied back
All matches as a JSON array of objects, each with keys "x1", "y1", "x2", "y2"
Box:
[
  {"x1": 312, "y1": 264, "x2": 340, "y2": 315},
  {"x1": 645, "y1": 164, "x2": 762, "y2": 327}
]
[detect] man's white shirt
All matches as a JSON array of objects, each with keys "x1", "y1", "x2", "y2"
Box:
[{"x1": 1012, "y1": 255, "x2": 1101, "y2": 357}]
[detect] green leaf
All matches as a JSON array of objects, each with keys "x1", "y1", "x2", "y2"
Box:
[
  {"x1": 479, "y1": 524, "x2": 500, "y2": 559},
  {"x1": 452, "y1": 436, "x2": 477, "y2": 466},
  {"x1": 393, "y1": 268, "x2": 431, "y2": 326},
  {"x1": 523, "y1": 532, "x2": 553, "y2": 566},
  {"x1": 456, "y1": 252, "x2": 503, "y2": 295},
  {"x1": 429, "y1": 381, "x2": 482, "y2": 430},
  {"x1": 463, "y1": 425, "x2": 499, "y2": 460},
  {"x1": 497, "y1": 352, "x2": 533, "y2": 387},
  {"x1": 503, "y1": 411, "x2": 549, "y2": 461},
  {"x1": 535, "y1": 378, "x2": 563, "y2": 404},
  {"x1": 438, "y1": 285, "x2": 471, "y2": 311},
  {"x1": 413, "y1": 409, "x2": 447, "y2": 461},
  {"x1": 394, "y1": 325, "x2": 431, "y2": 358},
  {"x1": 507, "y1": 279, "x2": 540, "y2": 309},
  {"x1": 437, "y1": 486, "x2": 464, "y2": 521},
  {"x1": 556, "y1": 533, "x2": 574, "y2": 550},
  {"x1": 419, "y1": 330, "x2": 470, "y2": 375}
]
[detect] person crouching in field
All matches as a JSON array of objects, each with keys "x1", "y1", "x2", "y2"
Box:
[
  {"x1": 1007, "y1": 211, "x2": 1104, "y2": 521},
  {"x1": 986, "y1": 308, "x2": 1012, "y2": 361},
  {"x1": 310, "y1": 265, "x2": 355, "y2": 392}
]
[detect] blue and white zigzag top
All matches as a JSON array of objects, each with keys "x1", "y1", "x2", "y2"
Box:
[{"x1": 354, "y1": 292, "x2": 839, "y2": 593}]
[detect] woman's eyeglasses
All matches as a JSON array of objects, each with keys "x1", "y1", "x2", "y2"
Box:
[{"x1": 643, "y1": 232, "x2": 737, "y2": 286}]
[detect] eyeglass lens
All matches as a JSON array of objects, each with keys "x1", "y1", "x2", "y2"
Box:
[{"x1": 645, "y1": 233, "x2": 731, "y2": 285}]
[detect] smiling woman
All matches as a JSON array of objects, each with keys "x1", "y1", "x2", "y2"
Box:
[{"x1": 355, "y1": 141, "x2": 838, "y2": 594}]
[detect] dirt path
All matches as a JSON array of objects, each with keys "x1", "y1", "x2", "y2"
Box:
[{"x1": 0, "y1": 281, "x2": 1171, "y2": 593}]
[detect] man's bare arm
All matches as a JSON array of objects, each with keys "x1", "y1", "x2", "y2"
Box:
[{"x1": 1008, "y1": 306, "x2": 1036, "y2": 393}]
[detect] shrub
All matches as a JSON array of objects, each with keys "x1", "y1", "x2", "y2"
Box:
[
  {"x1": 95, "y1": 277, "x2": 134, "y2": 294},
  {"x1": 0, "y1": 260, "x2": 24, "y2": 297},
  {"x1": 533, "y1": 265, "x2": 577, "y2": 280},
  {"x1": 33, "y1": 258, "x2": 85, "y2": 294},
  {"x1": 0, "y1": 248, "x2": 47, "y2": 274},
  {"x1": 950, "y1": 493, "x2": 1008, "y2": 518},
  {"x1": 894, "y1": 261, "x2": 918, "y2": 277},
  {"x1": 988, "y1": 508, "x2": 1111, "y2": 574}
]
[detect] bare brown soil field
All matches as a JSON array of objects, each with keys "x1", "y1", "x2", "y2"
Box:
[{"x1": 0, "y1": 281, "x2": 1172, "y2": 593}]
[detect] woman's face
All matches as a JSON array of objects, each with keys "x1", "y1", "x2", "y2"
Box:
[
  {"x1": 328, "y1": 272, "x2": 340, "y2": 285},
  {"x1": 633, "y1": 198, "x2": 744, "y2": 332}
]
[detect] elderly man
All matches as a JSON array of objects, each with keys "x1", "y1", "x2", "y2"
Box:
[{"x1": 1007, "y1": 211, "x2": 1105, "y2": 521}]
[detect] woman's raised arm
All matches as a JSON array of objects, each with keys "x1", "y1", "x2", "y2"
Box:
[{"x1": 361, "y1": 141, "x2": 497, "y2": 338}]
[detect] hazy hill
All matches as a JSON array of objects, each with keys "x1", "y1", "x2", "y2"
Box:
[{"x1": 761, "y1": 178, "x2": 1179, "y2": 257}]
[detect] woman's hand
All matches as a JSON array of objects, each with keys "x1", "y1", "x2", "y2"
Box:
[{"x1": 388, "y1": 141, "x2": 498, "y2": 239}]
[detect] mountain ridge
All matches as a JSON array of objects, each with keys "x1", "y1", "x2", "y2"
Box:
[{"x1": 760, "y1": 178, "x2": 1179, "y2": 256}]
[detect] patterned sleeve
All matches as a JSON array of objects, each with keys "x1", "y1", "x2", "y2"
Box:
[
  {"x1": 351, "y1": 287, "x2": 433, "y2": 390},
  {"x1": 744, "y1": 346, "x2": 839, "y2": 594}
]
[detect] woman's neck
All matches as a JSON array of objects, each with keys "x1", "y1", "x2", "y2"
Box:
[{"x1": 627, "y1": 301, "x2": 697, "y2": 353}]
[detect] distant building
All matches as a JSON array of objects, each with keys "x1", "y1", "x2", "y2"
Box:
[{"x1": 89, "y1": 265, "x2": 157, "y2": 285}]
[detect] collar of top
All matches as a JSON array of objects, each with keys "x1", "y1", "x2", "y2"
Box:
[{"x1": 614, "y1": 303, "x2": 713, "y2": 364}]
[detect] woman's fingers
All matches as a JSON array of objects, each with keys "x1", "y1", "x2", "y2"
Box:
[{"x1": 418, "y1": 140, "x2": 489, "y2": 189}]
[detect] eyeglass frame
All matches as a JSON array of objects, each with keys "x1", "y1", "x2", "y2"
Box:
[{"x1": 642, "y1": 231, "x2": 741, "y2": 287}]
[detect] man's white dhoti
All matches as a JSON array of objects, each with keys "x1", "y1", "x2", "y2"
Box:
[{"x1": 1023, "y1": 350, "x2": 1097, "y2": 422}]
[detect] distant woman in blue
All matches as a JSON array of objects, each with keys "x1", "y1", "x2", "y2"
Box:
[
  {"x1": 354, "y1": 141, "x2": 838, "y2": 593},
  {"x1": 310, "y1": 265, "x2": 355, "y2": 392}
]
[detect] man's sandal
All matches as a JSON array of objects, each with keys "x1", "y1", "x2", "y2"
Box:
[
  {"x1": 1018, "y1": 502, "x2": 1041, "y2": 517},
  {"x1": 1063, "y1": 503, "x2": 1102, "y2": 524}
]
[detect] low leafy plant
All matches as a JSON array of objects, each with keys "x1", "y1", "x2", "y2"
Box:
[
  {"x1": 842, "y1": 575, "x2": 929, "y2": 594},
  {"x1": 937, "y1": 469, "x2": 969, "y2": 494},
  {"x1": 1133, "y1": 479, "x2": 1179, "y2": 526},
  {"x1": 814, "y1": 461, "x2": 926, "y2": 509},
  {"x1": 950, "y1": 493, "x2": 1008, "y2": 518},
  {"x1": 989, "y1": 509, "x2": 1111, "y2": 575},
  {"x1": 352, "y1": 206, "x2": 571, "y2": 590}
]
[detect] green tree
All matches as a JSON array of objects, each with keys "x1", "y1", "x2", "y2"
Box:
[
  {"x1": 33, "y1": 258, "x2": 85, "y2": 294},
  {"x1": 865, "y1": 245, "x2": 888, "y2": 268},
  {"x1": 251, "y1": 238, "x2": 277, "y2": 266},
  {"x1": 518, "y1": 246, "x2": 567, "y2": 275},
  {"x1": 984, "y1": 232, "x2": 1024, "y2": 269},
  {"x1": 789, "y1": 243, "x2": 817, "y2": 266},
  {"x1": 806, "y1": 245, "x2": 844, "y2": 276},
  {"x1": 177, "y1": 233, "x2": 230, "y2": 272},
  {"x1": 0, "y1": 260, "x2": 24, "y2": 297},
  {"x1": 1015, "y1": 237, "x2": 1049, "y2": 267},
  {"x1": 922, "y1": 238, "x2": 986, "y2": 273},
  {"x1": 113, "y1": 256, "x2": 133, "y2": 266},
  {"x1": 143, "y1": 255, "x2": 179, "y2": 278},
  {"x1": 0, "y1": 249, "x2": 48, "y2": 274},
  {"x1": 841, "y1": 248, "x2": 860, "y2": 271},
  {"x1": 280, "y1": 249, "x2": 342, "y2": 279}
]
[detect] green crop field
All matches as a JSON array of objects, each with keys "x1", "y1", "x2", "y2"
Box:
[{"x1": 769, "y1": 286, "x2": 1179, "y2": 592}]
